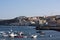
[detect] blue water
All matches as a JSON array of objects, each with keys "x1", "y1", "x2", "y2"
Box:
[{"x1": 0, "y1": 26, "x2": 60, "y2": 40}]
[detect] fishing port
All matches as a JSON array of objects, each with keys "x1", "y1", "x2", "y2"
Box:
[{"x1": 0, "y1": 0, "x2": 60, "y2": 40}]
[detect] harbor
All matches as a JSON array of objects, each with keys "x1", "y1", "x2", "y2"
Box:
[
  {"x1": 0, "y1": 26, "x2": 60, "y2": 40},
  {"x1": 0, "y1": 0, "x2": 60, "y2": 40}
]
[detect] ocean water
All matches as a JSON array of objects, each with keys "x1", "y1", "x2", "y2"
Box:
[{"x1": 0, "y1": 26, "x2": 60, "y2": 40}]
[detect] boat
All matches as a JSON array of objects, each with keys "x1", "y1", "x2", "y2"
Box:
[
  {"x1": 1, "y1": 32, "x2": 9, "y2": 37},
  {"x1": 9, "y1": 32, "x2": 17, "y2": 38},
  {"x1": 40, "y1": 31, "x2": 45, "y2": 36},
  {"x1": 31, "y1": 35, "x2": 37, "y2": 38}
]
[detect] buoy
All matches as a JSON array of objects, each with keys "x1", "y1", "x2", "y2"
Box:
[{"x1": 49, "y1": 35, "x2": 52, "y2": 37}]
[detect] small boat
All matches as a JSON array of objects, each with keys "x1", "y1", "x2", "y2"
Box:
[
  {"x1": 19, "y1": 32, "x2": 24, "y2": 36},
  {"x1": 15, "y1": 36, "x2": 23, "y2": 38},
  {"x1": 15, "y1": 32, "x2": 27, "y2": 38},
  {"x1": 40, "y1": 31, "x2": 45, "y2": 36},
  {"x1": 9, "y1": 32, "x2": 18, "y2": 38},
  {"x1": 31, "y1": 35, "x2": 37, "y2": 38},
  {"x1": 2, "y1": 34, "x2": 8, "y2": 37},
  {"x1": 0, "y1": 31, "x2": 9, "y2": 37}
]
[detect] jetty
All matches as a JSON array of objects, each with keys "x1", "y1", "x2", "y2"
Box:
[{"x1": 36, "y1": 26, "x2": 60, "y2": 31}]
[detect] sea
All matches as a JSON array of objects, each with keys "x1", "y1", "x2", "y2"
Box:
[{"x1": 0, "y1": 26, "x2": 60, "y2": 40}]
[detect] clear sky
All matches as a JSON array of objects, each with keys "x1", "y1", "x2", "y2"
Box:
[{"x1": 0, "y1": 0, "x2": 60, "y2": 19}]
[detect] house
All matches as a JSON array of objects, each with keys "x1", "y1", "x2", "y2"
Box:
[
  {"x1": 56, "y1": 15, "x2": 60, "y2": 26},
  {"x1": 45, "y1": 16, "x2": 56, "y2": 27},
  {"x1": 56, "y1": 15, "x2": 60, "y2": 19}
]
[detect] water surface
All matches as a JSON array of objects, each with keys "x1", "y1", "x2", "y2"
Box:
[{"x1": 0, "y1": 26, "x2": 60, "y2": 40}]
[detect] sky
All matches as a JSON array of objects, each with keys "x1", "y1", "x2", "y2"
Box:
[{"x1": 0, "y1": 0, "x2": 60, "y2": 19}]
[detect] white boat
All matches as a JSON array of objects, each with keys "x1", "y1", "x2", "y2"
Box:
[
  {"x1": 31, "y1": 35, "x2": 37, "y2": 38},
  {"x1": 2, "y1": 34, "x2": 8, "y2": 37},
  {"x1": 0, "y1": 31, "x2": 8, "y2": 37},
  {"x1": 9, "y1": 32, "x2": 17, "y2": 38},
  {"x1": 19, "y1": 32, "x2": 24, "y2": 36}
]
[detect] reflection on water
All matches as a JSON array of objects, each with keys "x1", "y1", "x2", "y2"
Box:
[
  {"x1": 1, "y1": 37, "x2": 60, "y2": 40},
  {"x1": 0, "y1": 38, "x2": 37, "y2": 40}
]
